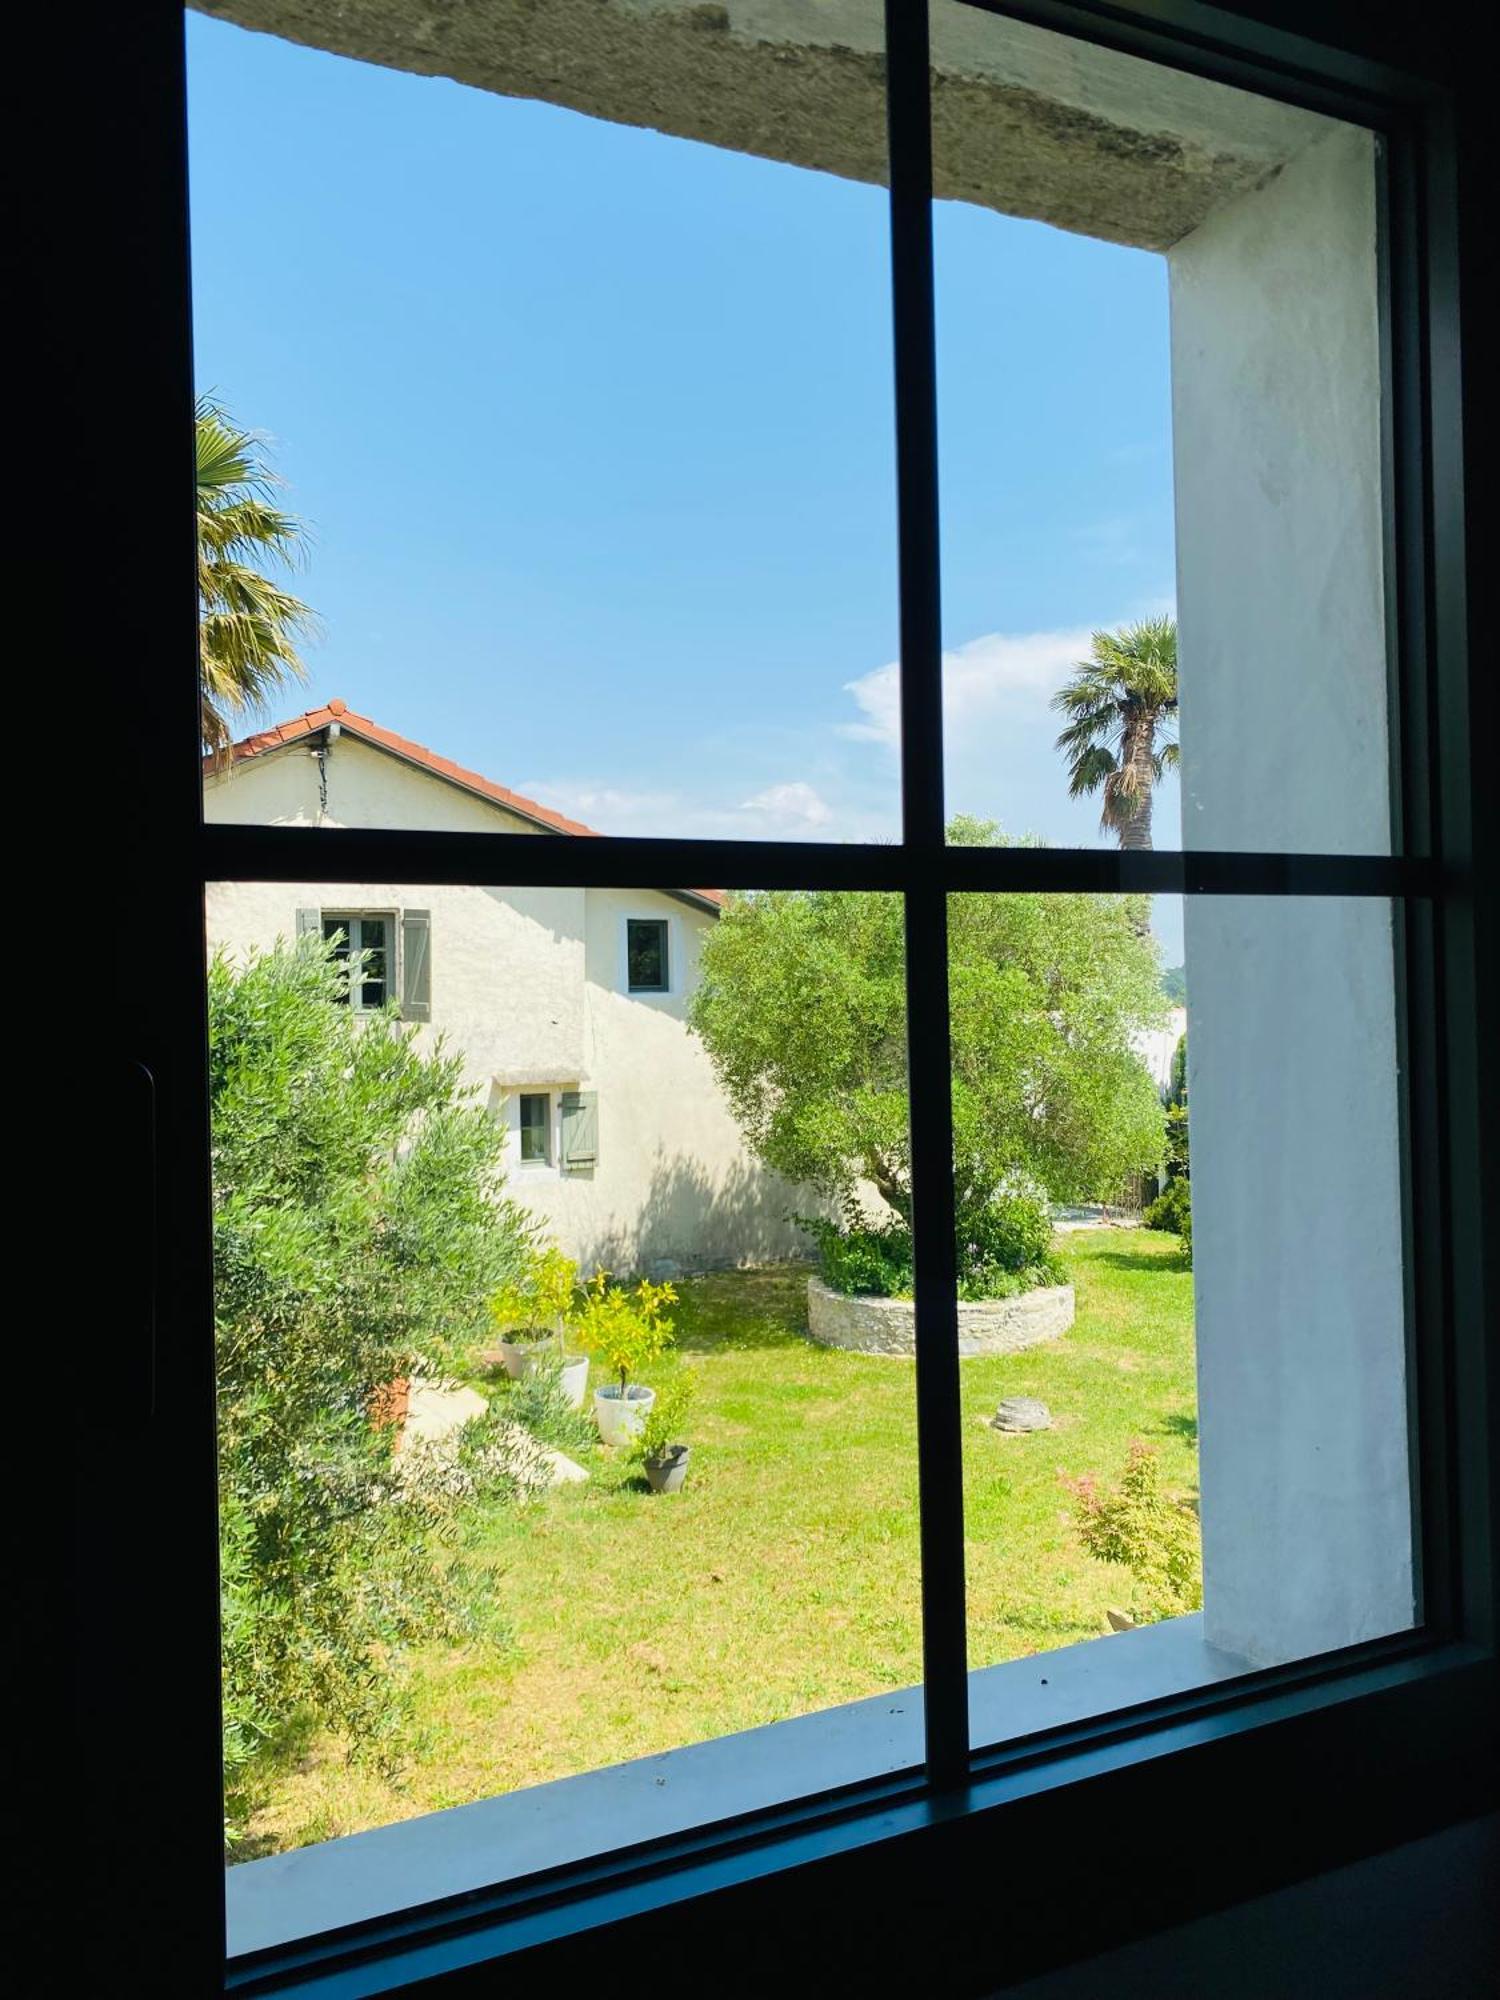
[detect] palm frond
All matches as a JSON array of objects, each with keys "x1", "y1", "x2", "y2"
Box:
[
  {"x1": 1065, "y1": 744, "x2": 1118, "y2": 800},
  {"x1": 195, "y1": 395, "x2": 316, "y2": 757}
]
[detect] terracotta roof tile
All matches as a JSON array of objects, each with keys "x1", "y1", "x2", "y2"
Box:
[{"x1": 211, "y1": 704, "x2": 724, "y2": 909}]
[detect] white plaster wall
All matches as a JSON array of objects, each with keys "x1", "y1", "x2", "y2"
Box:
[
  {"x1": 1168, "y1": 128, "x2": 1413, "y2": 1662},
  {"x1": 558, "y1": 883, "x2": 806, "y2": 1271},
  {"x1": 204, "y1": 746, "x2": 806, "y2": 1270},
  {"x1": 205, "y1": 733, "x2": 545, "y2": 835},
  {"x1": 1169, "y1": 125, "x2": 1391, "y2": 856}
]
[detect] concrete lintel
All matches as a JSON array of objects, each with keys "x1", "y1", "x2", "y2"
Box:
[{"x1": 192, "y1": 0, "x2": 1332, "y2": 250}]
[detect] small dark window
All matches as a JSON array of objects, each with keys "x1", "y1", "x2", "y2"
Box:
[
  {"x1": 627, "y1": 918, "x2": 670, "y2": 993},
  {"x1": 518, "y1": 1092, "x2": 551, "y2": 1164}
]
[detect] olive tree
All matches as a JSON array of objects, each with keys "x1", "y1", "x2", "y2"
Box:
[
  {"x1": 211, "y1": 935, "x2": 533, "y2": 1826},
  {"x1": 689, "y1": 822, "x2": 1167, "y2": 1252}
]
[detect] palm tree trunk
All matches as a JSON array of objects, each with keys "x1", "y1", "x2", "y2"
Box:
[{"x1": 1119, "y1": 713, "x2": 1156, "y2": 852}]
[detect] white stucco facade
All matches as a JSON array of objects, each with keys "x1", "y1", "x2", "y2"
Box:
[{"x1": 205, "y1": 725, "x2": 807, "y2": 1271}]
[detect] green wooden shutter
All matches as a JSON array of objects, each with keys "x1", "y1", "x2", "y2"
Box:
[
  {"x1": 296, "y1": 907, "x2": 321, "y2": 939},
  {"x1": 560, "y1": 1091, "x2": 598, "y2": 1174},
  {"x1": 400, "y1": 909, "x2": 432, "y2": 1022}
]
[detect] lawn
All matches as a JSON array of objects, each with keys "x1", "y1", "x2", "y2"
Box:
[{"x1": 235, "y1": 1230, "x2": 1195, "y2": 1858}]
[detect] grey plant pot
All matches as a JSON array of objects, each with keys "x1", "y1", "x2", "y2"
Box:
[{"x1": 644, "y1": 1444, "x2": 691, "y2": 1494}]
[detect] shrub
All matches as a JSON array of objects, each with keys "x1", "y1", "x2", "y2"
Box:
[
  {"x1": 500, "y1": 1354, "x2": 596, "y2": 1456},
  {"x1": 955, "y1": 1188, "x2": 1065, "y2": 1299},
  {"x1": 1144, "y1": 1174, "x2": 1191, "y2": 1236},
  {"x1": 1065, "y1": 1442, "x2": 1202, "y2": 1623},
  {"x1": 211, "y1": 936, "x2": 533, "y2": 1830},
  {"x1": 799, "y1": 1207, "x2": 914, "y2": 1298},
  {"x1": 636, "y1": 1373, "x2": 696, "y2": 1464},
  {"x1": 490, "y1": 1244, "x2": 580, "y2": 1345},
  {"x1": 1144, "y1": 1101, "x2": 1191, "y2": 1264},
  {"x1": 802, "y1": 1190, "x2": 1063, "y2": 1300},
  {"x1": 567, "y1": 1271, "x2": 677, "y2": 1395}
]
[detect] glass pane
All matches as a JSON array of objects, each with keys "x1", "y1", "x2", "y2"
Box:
[
  {"x1": 627, "y1": 919, "x2": 668, "y2": 992},
  {"x1": 940, "y1": 889, "x2": 1415, "y2": 1746},
  {"x1": 929, "y1": 0, "x2": 1392, "y2": 855},
  {"x1": 190, "y1": 1, "x2": 899, "y2": 844},
  {"x1": 518, "y1": 1094, "x2": 549, "y2": 1164},
  {"x1": 207, "y1": 876, "x2": 916, "y2": 1952}
]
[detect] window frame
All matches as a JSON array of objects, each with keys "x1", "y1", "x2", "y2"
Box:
[
  {"x1": 320, "y1": 909, "x2": 395, "y2": 1014},
  {"x1": 624, "y1": 915, "x2": 671, "y2": 996},
  {"x1": 107, "y1": 0, "x2": 1494, "y2": 1991},
  {"x1": 515, "y1": 1089, "x2": 553, "y2": 1168}
]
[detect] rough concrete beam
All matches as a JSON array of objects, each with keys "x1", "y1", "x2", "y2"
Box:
[{"x1": 191, "y1": 0, "x2": 1330, "y2": 251}]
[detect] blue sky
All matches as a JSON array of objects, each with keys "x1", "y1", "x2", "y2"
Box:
[{"x1": 187, "y1": 13, "x2": 1182, "y2": 951}]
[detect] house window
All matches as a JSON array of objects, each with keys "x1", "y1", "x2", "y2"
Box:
[
  {"x1": 627, "y1": 918, "x2": 670, "y2": 993},
  {"x1": 517, "y1": 1091, "x2": 551, "y2": 1164},
  {"x1": 145, "y1": 0, "x2": 1488, "y2": 1987},
  {"x1": 322, "y1": 912, "x2": 391, "y2": 1011}
]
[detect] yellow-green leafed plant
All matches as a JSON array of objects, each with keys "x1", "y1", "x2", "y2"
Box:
[
  {"x1": 567, "y1": 1272, "x2": 677, "y2": 1396},
  {"x1": 489, "y1": 1244, "x2": 580, "y2": 1351},
  {"x1": 1065, "y1": 1441, "x2": 1202, "y2": 1625}
]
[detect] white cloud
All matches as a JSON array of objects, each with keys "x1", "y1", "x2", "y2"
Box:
[
  {"x1": 522, "y1": 775, "x2": 844, "y2": 841},
  {"x1": 738, "y1": 781, "x2": 833, "y2": 828},
  {"x1": 841, "y1": 626, "x2": 1098, "y2": 750},
  {"x1": 518, "y1": 780, "x2": 686, "y2": 835}
]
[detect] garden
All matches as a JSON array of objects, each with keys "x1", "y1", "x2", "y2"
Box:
[
  {"x1": 216, "y1": 844, "x2": 1195, "y2": 1861},
  {"x1": 230, "y1": 1238, "x2": 1195, "y2": 1859}
]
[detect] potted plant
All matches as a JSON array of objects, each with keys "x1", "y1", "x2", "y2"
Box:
[
  {"x1": 635, "y1": 1374, "x2": 695, "y2": 1494},
  {"x1": 487, "y1": 1246, "x2": 589, "y2": 1407},
  {"x1": 569, "y1": 1271, "x2": 677, "y2": 1445}
]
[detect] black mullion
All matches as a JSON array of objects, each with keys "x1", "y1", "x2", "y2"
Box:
[
  {"x1": 197, "y1": 824, "x2": 1425, "y2": 899},
  {"x1": 885, "y1": 0, "x2": 970, "y2": 1788}
]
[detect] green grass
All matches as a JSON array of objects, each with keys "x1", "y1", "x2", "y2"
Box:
[{"x1": 236, "y1": 1232, "x2": 1195, "y2": 1858}]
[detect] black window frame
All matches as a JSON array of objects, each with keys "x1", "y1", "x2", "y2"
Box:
[
  {"x1": 625, "y1": 916, "x2": 670, "y2": 994},
  {"x1": 105, "y1": 1, "x2": 1495, "y2": 1993}
]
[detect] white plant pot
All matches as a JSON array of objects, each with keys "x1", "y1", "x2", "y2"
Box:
[
  {"x1": 495, "y1": 1340, "x2": 535, "y2": 1381},
  {"x1": 594, "y1": 1383, "x2": 656, "y2": 1446}
]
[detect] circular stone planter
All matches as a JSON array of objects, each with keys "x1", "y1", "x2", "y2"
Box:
[{"x1": 806, "y1": 1277, "x2": 1074, "y2": 1357}]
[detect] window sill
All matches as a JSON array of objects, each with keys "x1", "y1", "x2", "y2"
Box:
[{"x1": 227, "y1": 1613, "x2": 1252, "y2": 1961}]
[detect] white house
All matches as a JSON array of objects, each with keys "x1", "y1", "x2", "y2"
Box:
[
  {"x1": 204, "y1": 701, "x2": 807, "y2": 1272},
  {"x1": 1136, "y1": 1006, "x2": 1188, "y2": 1099}
]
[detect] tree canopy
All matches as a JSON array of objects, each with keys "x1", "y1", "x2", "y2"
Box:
[{"x1": 689, "y1": 822, "x2": 1168, "y2": 1240}]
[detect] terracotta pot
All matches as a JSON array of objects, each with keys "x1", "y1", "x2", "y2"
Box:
[{"x1": 370, "y1": 1375, "x2": 411, "y2": 1431}]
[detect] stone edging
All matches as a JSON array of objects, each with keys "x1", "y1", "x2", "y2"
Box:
[{"x1": 806, "y1": 1276, "x2": 1075, "y2": 1357}]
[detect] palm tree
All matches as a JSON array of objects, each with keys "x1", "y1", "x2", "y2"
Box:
[
  {"x1": 1052, "y1": 616, "x2": 1179, "y2": 850},
  {"x1": 196, "y1": 396, "x2": 315, "y2": 760}
]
